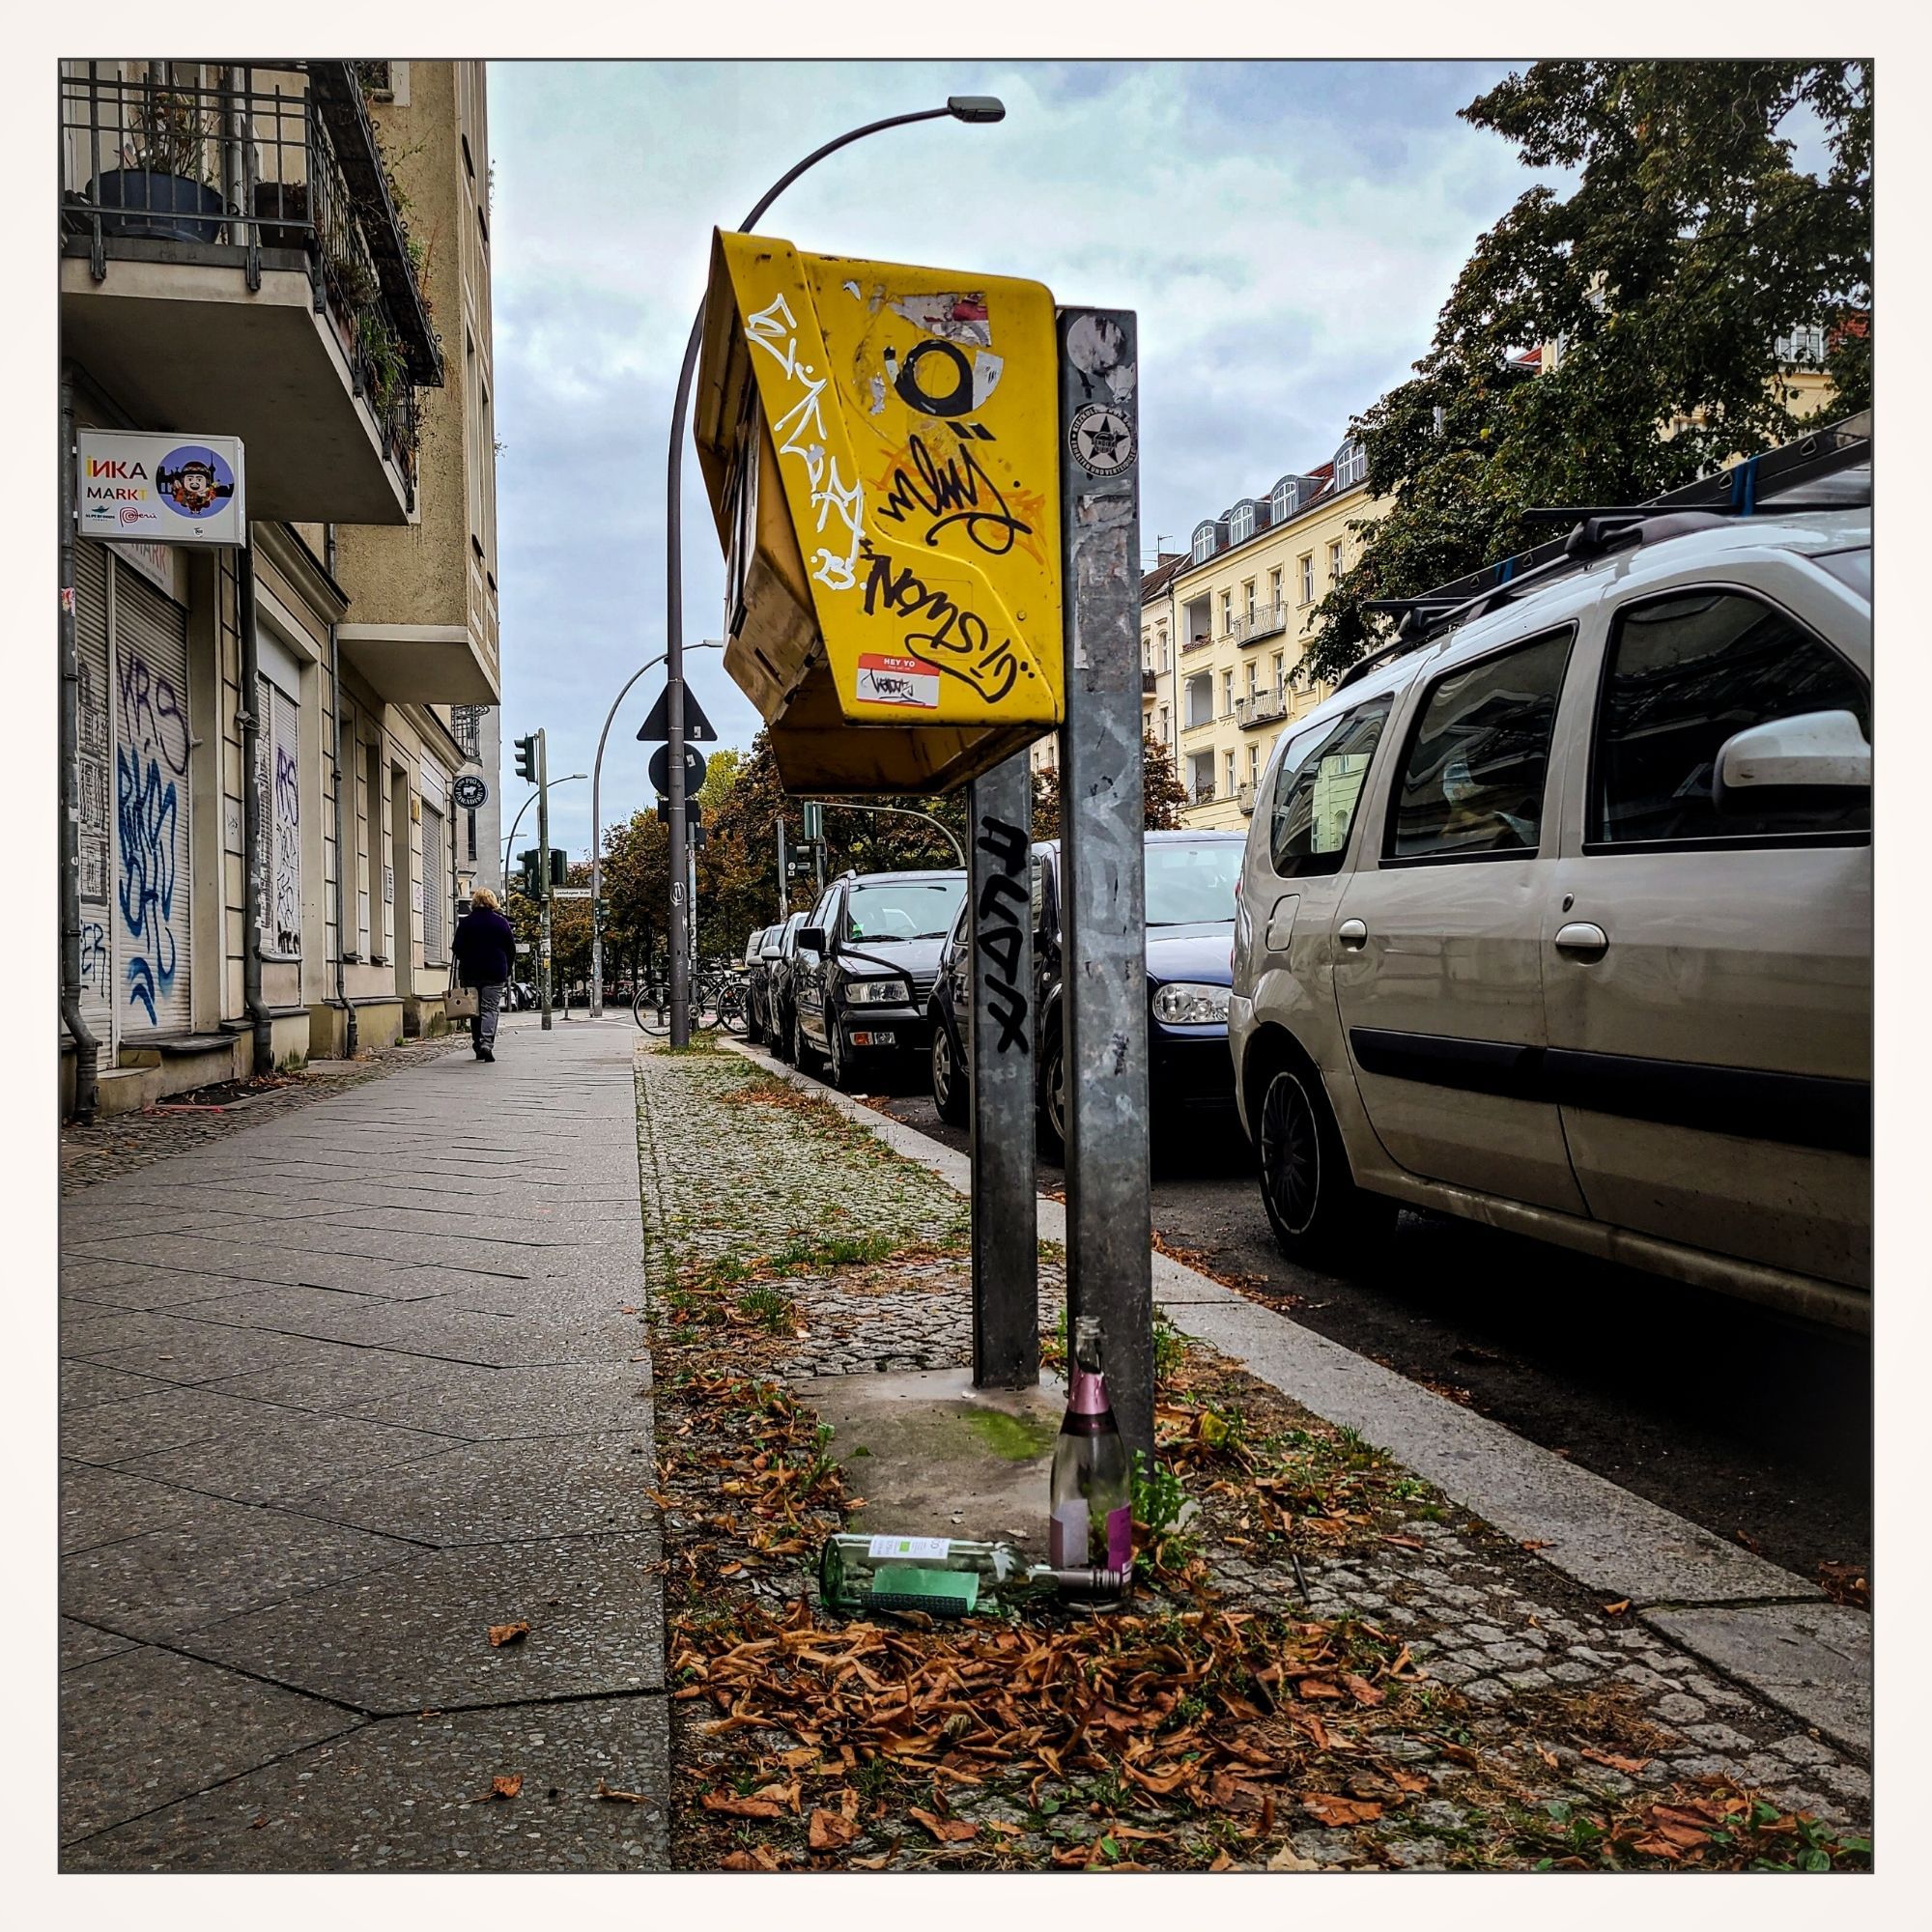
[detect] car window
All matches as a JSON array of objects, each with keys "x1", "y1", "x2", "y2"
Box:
[
  {"x1": 1387, "y1": 630, "x2": 1572, "y2": 862},
  {"x1": 1268, "y1": 696, "x2": 1392, "y2": 877},
  {"x1": 844, "y1": 878, "x2": 965, "y2": 941},
  {"x1": 1591, "y1": 588, "x2": 1869, "y2": 846},
  {"x1": 1145, "y1": 840, "x2": 1244, "y2": 924}
]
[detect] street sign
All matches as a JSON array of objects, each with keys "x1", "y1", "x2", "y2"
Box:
[
  {"x1": 77, "y1": 431, "x2": 246, "y2": 548},
  {"x1": 648, "y1": 741, "x2": 709, "y2": 799},
  {"x1": 637, "y1": 684, "x2": 719, "y2": 744},
  {"x1": 553, "y1": 887, "x2": 592, "y2": 899},
  {"x1": 453, "y1": 774, "x2": 488, "y2": 810},
  {"x1": 693, "y1": 230, "x2": 1065, "y2": 795}
]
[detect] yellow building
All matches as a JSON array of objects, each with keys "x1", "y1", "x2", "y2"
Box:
[
  {"x1": 1151, "y1": 435, "x2": 1389, "y2": 830},
  {"x1": 59, "y1": 60, "x2": 498, "y2": 1114}
]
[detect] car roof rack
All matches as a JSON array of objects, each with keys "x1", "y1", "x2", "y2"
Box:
[{"x1": 1335, "y1": 412, "x2": 1870, "y2": 690}]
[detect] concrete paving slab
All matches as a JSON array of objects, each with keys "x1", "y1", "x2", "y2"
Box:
[
  {"x1": 59, "y1": 1359, "x2": 174, "y2": 1410},
  {"x1": 60, "y1": 1618, "x2": 138, "y2": 1672},
  {"x1": 62, "y1": 1238, "x2": 453, "y2": 1298},
  {"x1": 202, "y1": 1343, "x2": 487, "y2": 1415},
  {"x1": 345, "y1": 1361, "x2": 655, "y2": 1439},
  {"x1": 59, "y1": 1645, "x2": 360, "y2": 1844},
  {"x1": 327, "y1": 1305, "x2": 641, "y2": 1371},
  {"x1": 285, "y1": 1432, "x2": 657, "y2": 1547},
  {"x1": 70, "y1": 1312, "x2": 348, "y2": 1384},
  {"x1": 61, "y1": 1498, "x2": 420, "y2": 1642},
  {"x1": 60, "y1": 1385, "x2": 289, "y2": 1466},
  {"x1": 181, "y1": 1531, "x2": 665, "y2": 1713},
  {"x1": 160, "y1": 1283, "x2": 461, "y2": 1347},
  {"x1": 58, "y1": 1261, "x2": 289, "y2": 1313},
  {"x1": 60, "y1": 1461, "x2": 206, "y2": 1553},
  {"x1": 66, "y1": 1694, "x2": 669, "y2": 1871},
  {"x1": 141, "y1": 1408, "x2": 457, "y2": 1505},
  {"x1": 1642, "y1": 1603, "x2": 1872, "y2": 1756}
]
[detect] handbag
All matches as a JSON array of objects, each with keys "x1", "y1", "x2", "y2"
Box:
[{"x1": 444, "y1": 962, "x2": 479, "y2": 1021}]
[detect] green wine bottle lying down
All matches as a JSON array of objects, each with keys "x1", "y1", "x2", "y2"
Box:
[{"x1": 818, "y1": 1533, "x2": 1130, "y2": 1618}]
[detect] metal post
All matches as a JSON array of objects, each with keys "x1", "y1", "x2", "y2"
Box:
[
  {"x1": 1054, "y1": 306, "x2": 1151, "y2": 1463},
  {"x1": 968, "y1": 753, "x2": 1038, "y2": 1389},
  {"x1": 776, "y1": 814, "x2": 787, "y2": 922},
  {"x1": 536, "y1": 728, "x2": 553, "y2": 1031},
  {"x1": 58, "y1": 373, "x2": 100, "y2": 1121}
]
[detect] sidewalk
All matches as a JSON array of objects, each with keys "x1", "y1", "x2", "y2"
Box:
[
  {"x1": 58, "y1": 1016, "x2": 668, "y2": 1871},
  {"x1": 639, "y1": 1038, "x2": 1872, "y2": 1874}
]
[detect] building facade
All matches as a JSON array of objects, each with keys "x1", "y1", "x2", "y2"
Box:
[{"x1": 59, "y1": 59, "x2": 499, "y2": 1116}]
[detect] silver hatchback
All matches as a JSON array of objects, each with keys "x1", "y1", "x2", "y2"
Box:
[{"x1": 1229, "y1": 505, "x2": 1872, "y2": 1329}]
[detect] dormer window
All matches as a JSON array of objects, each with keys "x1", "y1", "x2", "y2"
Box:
[
  {"x1": 1228, "y1": 500, "x2": 1255, "y2": 546},
  {"x1": 1270, "y1": 477, "x2": 1299, "y2": 523},
  {"x1": 1190, "y1": 522, "x2": 1217, "y2": 565},
  {"x1": 1333, "y1": 440, "x2": 1367, "y2": 491}
]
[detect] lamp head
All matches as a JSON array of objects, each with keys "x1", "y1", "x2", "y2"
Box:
[{"x1": 947, "y1": 96, "x2": 1006, "y2": 124}]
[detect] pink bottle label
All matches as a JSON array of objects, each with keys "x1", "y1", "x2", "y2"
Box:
[{"x1": 1105, "y1": 1504, "x2": 1132, "y2": 1570}]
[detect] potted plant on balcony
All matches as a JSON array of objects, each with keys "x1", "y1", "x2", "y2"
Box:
[
  {"x1": 89, "y1": 80, "x2": 224, "y2": 244},
  {"x1": 251, "y1": 178, "x2": 309, "y2": 251}
]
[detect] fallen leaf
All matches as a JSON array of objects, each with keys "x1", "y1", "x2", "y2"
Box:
[
  {"x1": 595, "y1": 1780, "x2": 651, "y2": 1804},
  {"x1": 1520, "y1": 1539, "x2": 1552, "y2": 1551},
  {"x1": 1601, "y1": 1600, "x2": 1632, "y2": 1617},
  {"x1": 810, "y1": 1807, "x2": 860, "y2": 1852},
  {"x1": 469, "y1": 1774, "x2": 523, "y2": 1803},
  {"x1": 487, "y1": 1621, "x2": 530, "y2": 1647},
  {"x1": 848, "y1": 1854, "x2": 893, "y2": 1870},
  {"x1": 1208, "y1": 1850, "x2": 1234, "y2": 1872},
  {"x1": 908, "y1": 1806, "x2": 979, "y2": 1844},
  {"x1": 1342, "y1": 1673, "x2": 1385, "y2": 1707},
  {"x1": 720, "y1": 1847, "x2": 786, "y2": 1871},
  {"x1": 1380, "y1": 1533, "x2": 1425, "y2": 1550},
  {"x1": 1302, "y1": 1794, "x2": 1382, "y2": 1829},
  {"x1": 1580, "y1": 1747, "x2": 1652, "y2": 1776},
  {"x1": 701, "y1": 1790, "x2": 784, "y2": 1819},
  {"x1": 1267, "y1": 1844, "x2": 1321, "y2": 1871}
]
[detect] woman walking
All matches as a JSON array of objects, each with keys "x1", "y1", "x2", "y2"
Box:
[{"x1": 451, "y1": 887, "x2": 517, "y2": 1063}]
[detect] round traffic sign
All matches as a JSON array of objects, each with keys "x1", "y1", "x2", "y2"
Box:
[{"x1": 648, "y1": 741, "x2": 708, "y2": 798}]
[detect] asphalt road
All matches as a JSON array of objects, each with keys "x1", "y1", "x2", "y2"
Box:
[{"x1": 825, "y1": 1056, "x2": 1871, "y2": 1590}]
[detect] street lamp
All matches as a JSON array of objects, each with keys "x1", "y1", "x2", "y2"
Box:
[
  {"x1": 587, "y1": 640, "x2": 723, "y2": 1017},
  {"x1": 662, "y1": 95, "x2": 1007, "y2": 1045},
  {"x1": 500, "y1": 773, "x2": 585, "y2": 895}
]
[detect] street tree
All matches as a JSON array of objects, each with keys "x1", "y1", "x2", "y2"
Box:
[
  {"x1": 1033, "y1": 734, "x2": 1189, "y2": 842},
  {"x1": 1306, "y1": 59, "x2": 1872, "y2": 684}
]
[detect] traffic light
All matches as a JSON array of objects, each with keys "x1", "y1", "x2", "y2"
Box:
[
  {"x1": 550, "y1": 849, "x2": 568, "y2": 888},
  {"x1": 518, "y1": 848, "x2": 541, "y2": 897},
  {"x1": 801, "y1": 801, "x2": 825, "y2": 844},
  {"x1": 513, "y1": 733, "x2": 538, "y2": 782},
  {"x1": 593, "y1": 896, "x2": 610, "y2": 933}
]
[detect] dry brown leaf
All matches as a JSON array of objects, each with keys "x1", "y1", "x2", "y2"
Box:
[
  {"x1": 1267, "y1": 1844, "x2": 1321, "y2": 1871},
  {"x1": 1295, "y1": 1677, "x2": 1344, "y2": 1701},
  {"x1": 469, "y1": 1774, "x2": 523, "y2": 1803},
  {"x1": 1602, "y1": 1599, "x2": 1632, "y2": 1617},
  {"x1": 908, "y1": 1806, "x2": 979, "y2": 1844},
  {"x1": 1208, "y1": 1850, "x2": 1235, "y2": 1872},
  {"x1": 1342, "y1": 1673, "x2": 1384, "y2": 1707},
  {"x1": 1580, "y1": 1747, "x2": 1652, "y2": 1776},
  {"x1": 809, "y1": 1807, "x2": 861, "y2": 1852},
  {"x1": 487, "y1": 1621, "x2": 530, "y2": 1647},
  {"x1": 701, "y1": 1790, "x2": 784, "y2": 1819},
  {"x1": 1301, "y1": 1794, "x2": 1383, "y2": 1829},
  {"x1": 594, "y1": 1779, "x2": 649, "y2": 1804}
]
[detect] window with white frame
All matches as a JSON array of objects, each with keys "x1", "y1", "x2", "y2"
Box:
[
  {"x1": 1328, "y1": 539, "x2": 1345, "y2": 583},
  {"x1": 1271, "y1": 478, "x2": 1298, "y2": 522},
  {"x1": 1272, "y1": 651, "x2": 1285, "y2": 695},
  {"x1": 1228, "y1": 501, "x2": 1255, "y2": 545},
  {"x1": 1334, "y1": 440, "x2": 1367, "y2": 490},
  {"x1": 1220, "y1": 590, "x2": 1233, "y2": 634},
  {"x1": 1268, "y1": 567, "x2": 1283, "y2": 611},
  {"x1": 1221, "y1": 668, "x2": 1234, "y2": 714},
  {"x1": 1299, "y1": 554, "x2": 1314, "y2": 604},
  {"x1": 1776, "y1": 325, "x2": 1827, "y2": 368},
  {"x1": 1243, "y1": 580, "x2": 1256, "y2": 620},
  {"x1": 1191, "y1": 523, "x2": 1217, "y2": 565},
  {"x1": 1156, "y1": 628, "x2": 1168, "y2": 668},
  {"x1": 1225, "y1": 751, "x2": 1237, "y2": 794},
  {"x1": 1245, "y1": 660, "x2": 1259, "y2": 696}
]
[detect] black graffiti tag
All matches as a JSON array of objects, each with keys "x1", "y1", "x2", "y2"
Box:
[
  {"x1": 974, "y1": 813, "x2": 1030, "y2": 1056},
  {"x1": 860, "y1": 544, "x2": 1025, "y2": 705},
  {"x1": 873, "y1": 434, "x2": 1032, "y2": 556}
]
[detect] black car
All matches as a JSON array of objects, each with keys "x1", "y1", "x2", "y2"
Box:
[
  {"x1": 742, "y1": 925, "x2": 774, "y2": 1044},
  {"x1": 790, "y1": 868, "x2": 967, "y2": 1091},
  {"x1": 764, "y1": 911, "x2": 809, "y2": 1061},
  {"x1": 927, "y1": 829, "x2": 1246, "y2": 1158}
]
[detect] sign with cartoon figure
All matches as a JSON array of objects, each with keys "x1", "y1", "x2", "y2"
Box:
[
  {"x1": 76, "y1": 431, "x2": 246, "y2": 549},
  {"x1": 694, "y1": 230, "x2": 1063, "y2": 794}
]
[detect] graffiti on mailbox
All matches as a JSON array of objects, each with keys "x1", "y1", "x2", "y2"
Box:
[
  {"x1": 859, "y1": 543, "x2": 1033, "y2": 707},
  {"x1": 973, "y1": 812, "x2": 1030, "y2": 1056},
  {"x1": 871, "y1": 432, "x2": 1035, "y2": 558}
]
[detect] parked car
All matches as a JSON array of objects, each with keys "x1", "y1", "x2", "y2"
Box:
[
  {"x1": 790, "y1": 869, "x2": 967, "y2": 1090},
  {"x1": 765, "y1": 911, "x2": 810, "y2": 1062},
  {"x1": 927, "y1": 830, "x2": 1246, "y2": 1158},
  {"x1": 1229, "y1": 500, "x2": 1871, "y2": 1327},
  {"x1": 741, "y1": 925, "x2": 774, "y2": 1043}
]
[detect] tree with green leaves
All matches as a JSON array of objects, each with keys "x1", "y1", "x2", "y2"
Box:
[
  {"x1": 1307, "y1": 60, "x2": 1871, "y2": 685},
  {"x1": 1033, "y1": 734, "x2": 1192, "y2": 842}
]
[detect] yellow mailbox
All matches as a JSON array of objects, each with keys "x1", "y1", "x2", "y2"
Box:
[{"x1": 694, "y1": 230, "x2": 1064, "y2": 795}]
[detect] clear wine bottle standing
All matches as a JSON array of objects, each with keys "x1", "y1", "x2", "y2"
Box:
[{"x1": 1049, "y1": 1316, "x2": 1133, "y2": 1575}]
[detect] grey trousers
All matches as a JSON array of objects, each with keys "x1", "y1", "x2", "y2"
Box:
[{"x1": 474, "y1": 980, "x2": 504, "y2": 1048}]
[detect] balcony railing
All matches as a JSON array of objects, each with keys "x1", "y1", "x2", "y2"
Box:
[
  {"x1": 1141, "y1": 668, "x2": 1157, "y2": 696},
  {"x1": 1179, "y1": 634, "x2": 1214, "y2": 656},
  {"x1": 59, "y1": 62, "x2": 440, "y2": 505},
  {"x1": 1237, "y1": 781, "x2": 1258, "y2": 815},
  {"x1": 1236, "y1": 691, "x2": 1289, "y2": 730},
  {"x1": 1232, "y1": 601, "x2": 1291, "y2": 645},
  {"x1": 1188, "y1": 780, "x2": 1216, "y2": 806}
]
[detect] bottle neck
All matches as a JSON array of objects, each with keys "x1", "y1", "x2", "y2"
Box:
[{"x1": 1067, "y1": 1363, "x2": 1110, "y2": 1417}]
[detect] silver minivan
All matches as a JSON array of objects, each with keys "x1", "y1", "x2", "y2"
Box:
[{"x1": 1229, "y1": 504, "x2": 1871, "y2": 1329}]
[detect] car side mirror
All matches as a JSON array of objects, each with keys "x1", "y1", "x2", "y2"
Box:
[
  {"x1": 1713, "y1": 708, "x2": 1870, "y2": 815},
  {"x1": 797, "y1": 926, "x2": 827, "y2": 954}
]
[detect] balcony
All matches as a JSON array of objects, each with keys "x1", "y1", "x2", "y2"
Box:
[
  {"x1": 1232, "y1": 601, "x2": 1291, "y2": 645},
  {"x1": 1188, "y1": 781, "x2": 1216, "y2": 806},
  {"x1": 59, "y1": 63, "x2": 441, "y2": 525},
  {"x1": 1236, "y1": 691, "x2": 1288, "y2": 730},
  {"x1": 1237, "y1": 781, "x2": 1258, "y2": 816},
  {"x1": 1141, "y1": 668, "x2": 1157, "y2": 696},
  {"x1": 1181, "y1": 711, "x2": 1219, "y2": 736}
]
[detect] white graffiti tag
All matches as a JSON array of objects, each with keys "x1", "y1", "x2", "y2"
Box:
[{"x1": 745, "y1": 291, "x2": 867, "y2": 592}]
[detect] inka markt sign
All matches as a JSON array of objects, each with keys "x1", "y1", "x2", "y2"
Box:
[{"x1": 76, "y1": 430, "x2": 247, "y2": 549}]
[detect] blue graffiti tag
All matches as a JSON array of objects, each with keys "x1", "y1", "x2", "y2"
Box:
[
  {"x1": 116, "y1": 747, "x2": 179, "y2": 1024},
  {"x1": 78, "y1": 920, "x2": 109, "y2": 997}
]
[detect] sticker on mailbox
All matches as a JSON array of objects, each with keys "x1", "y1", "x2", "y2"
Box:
[{"x1": 856, "y1": 653, "x2": 940, "y2": 710}]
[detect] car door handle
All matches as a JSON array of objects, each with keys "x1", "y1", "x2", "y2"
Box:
[
  {"x1": 1337, "y1": 918, "x2": 1368, "y2": 949},
  {"x1": 1554, "y1": 921, "x2": 1610, "y2": 959}
]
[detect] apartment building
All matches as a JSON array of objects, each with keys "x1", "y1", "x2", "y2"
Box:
[
  {"x1": 1164, "y1": 434, "x2": 1389, "y2": 830},
  {"x1": 59, "y1": 60, "x2": 499, "y2": 1116}
]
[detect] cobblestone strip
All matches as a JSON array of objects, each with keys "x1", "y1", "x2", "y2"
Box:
[{"x1": 637, "y1": 1038, "x2": 1871, "y2": 1868}]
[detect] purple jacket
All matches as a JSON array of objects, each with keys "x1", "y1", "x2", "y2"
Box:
[{"x1": 452, "y1": 904, "x2": 517, "y2": 987}]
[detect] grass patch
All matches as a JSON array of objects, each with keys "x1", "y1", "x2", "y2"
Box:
[
  {"x1": 963, "y1": 1407, "x2": 1058, "y2": 1462},
  {"x1": 736, "y1": 1284, "x2": 797, "y2": 1333}
]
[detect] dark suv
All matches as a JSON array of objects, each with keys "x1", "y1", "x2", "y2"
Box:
[
  {"x1": 789, "y1": 869, "x2": 967, "y2": 1090},
  {"x1": 764, "y1": 912, "x2": 809, "y2": 1062},
  {"x1": 927, "y1": 829, "x2": 1245, "y2": 1157}
]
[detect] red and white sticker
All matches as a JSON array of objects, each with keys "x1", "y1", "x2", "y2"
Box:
[{"x1": 856, "y1": 653, "x2": 940, "y2": 710}]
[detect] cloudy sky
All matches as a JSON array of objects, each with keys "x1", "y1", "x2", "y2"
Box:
[{"x1": 490, "y1": 59, "x2": 1549, "y2": 859}]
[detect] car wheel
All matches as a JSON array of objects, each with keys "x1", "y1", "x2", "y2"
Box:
[
  {"x1": 772, "y1": 1002, "x2": 795, "y2": 1064},
  {"x1": 931, "y1": 1013, "x2": 970, "y2": 1126},
  {"x1": 793, "y1": 1009, "x2": 823, "y2": 1076},
  {"x1": 1037, "y1": 1017, "x2": 1066, "y2": 1165},
  {"x1": 1256, "y1": 1064, "x2": 1394, "y2": 1264},
  {"x1": 826, "y1": 1008, "x2": 856, "y2": 1092},
  {"x1": 745, "y1": 993, "x2": 765, "y2": 1046}
]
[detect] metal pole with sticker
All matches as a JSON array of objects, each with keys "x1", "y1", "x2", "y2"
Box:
[
  {"x1": 967, "y1": 750, "x2": 1037, "y2": 1389},
  {"x1": 1054, "y1": 307, "x2": 1153, "y2": 1463}
]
